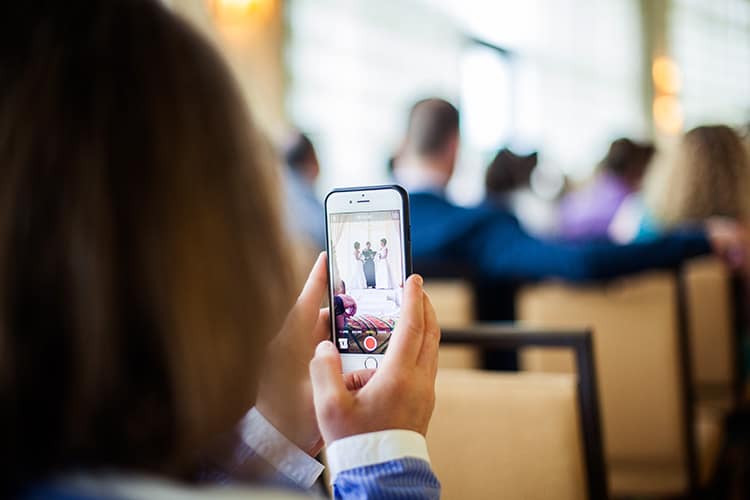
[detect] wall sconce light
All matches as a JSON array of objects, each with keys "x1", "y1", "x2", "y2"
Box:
[
  {"x1": 206, "y1": 0, "x2": 274, "y2": 24},
  {"x1": 652, "y1": 56, "x2": 683, "y2": 135},
  {"x1": 652, "y1": 56, "x2": 682, "y2": 94},
  {"x1": 653, "y1": 94, "x2": 683, "y2": 135}
]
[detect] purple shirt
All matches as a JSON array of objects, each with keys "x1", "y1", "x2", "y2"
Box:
[{"x1": 559, "y1": 172, "x2": 632, "y2": 240}]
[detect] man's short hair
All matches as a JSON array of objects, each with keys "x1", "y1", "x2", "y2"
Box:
[{"x1": 406, "y1": 98, "x2": 459, "y2": 156}]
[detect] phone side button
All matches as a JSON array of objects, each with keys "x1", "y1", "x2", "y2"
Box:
[{"x1": 364, "y1": 357, "x2": 378, "y2": 369}]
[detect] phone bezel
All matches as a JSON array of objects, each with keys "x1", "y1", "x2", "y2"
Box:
[{"x1": 324, "y1": 185, "x2": 412, "y2": 373}]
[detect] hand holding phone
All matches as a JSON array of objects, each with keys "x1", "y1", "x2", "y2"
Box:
[
  {"x1": 255, "y1": 253, "x2": 331, "y2": 456},
  {"x1": 309, "y1": 274, "x2": 440, "y2": 443}
]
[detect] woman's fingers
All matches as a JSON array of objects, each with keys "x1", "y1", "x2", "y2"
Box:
[
  {"x1": 417, "y1": 291, "x2": 441, "y2": 377},
  {"x1": 312, "y1": 308, "x2": 330, "y2": 344},
  {"x1": 279, "y1": 253, "x2": 327, "y2": 344},
  {"x1": 382, "y1": 274, "x2": 425, "y2": 369},
  {"x1": 310, "y1": 340, "x2": 351, "y2": 413},
  {"x1": 296, "y1": 252, "x2": 328, "y2": 314},
  {"x1": 275, "y1": 255, "x2": 329, "y2": 355}
]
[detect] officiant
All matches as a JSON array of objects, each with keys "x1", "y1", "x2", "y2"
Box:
[{"x1": 362, "y1": 241, "x2": 377, "y2": 288}]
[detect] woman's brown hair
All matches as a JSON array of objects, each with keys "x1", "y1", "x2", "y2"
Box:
[
  {"x1": 645, "y1": 125, "x2": 750, "y2": 227},
  {"x1": 0, "y1": 0, "x2": 294, "y2": 492}
]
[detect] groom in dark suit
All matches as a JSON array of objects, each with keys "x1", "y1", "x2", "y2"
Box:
[{"x1": 362, "y1": 241, "x2": 376, "y2": 288}]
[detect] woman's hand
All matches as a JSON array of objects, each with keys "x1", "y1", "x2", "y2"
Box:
[
  {"x1": 254, "y1": 253, "x2": 380, "y2": 456},
  {"x1": 255, "y1": 253, "x2": 330, "y2": 456},
  {"x1": 309, "y1": 274, "x2": 440, "y2": 443}
]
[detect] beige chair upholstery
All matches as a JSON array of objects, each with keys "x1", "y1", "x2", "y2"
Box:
[
  {"x1": 424, "y1": 280, "x2": 480, "y2": 369},
  {"x1": 608, "y1": 407, "x2": 724, "y2": 494},
  {"x1": 517, "y1": 271, "x2": 724, "y2": 496},
  {"x1": 427, "y1": 370, "x2": 587, "y2": 500},
  {"x1": 684, "y1": 257, "x2": 735, "y2": 411}
]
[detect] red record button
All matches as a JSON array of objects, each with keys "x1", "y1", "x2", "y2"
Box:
[{"x1": 363, "y1": 335, "x2": 378, "y2": 352}]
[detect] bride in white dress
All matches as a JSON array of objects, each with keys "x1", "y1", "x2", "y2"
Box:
[
  {"x1": 348, "y1": 241, "x2": 367, "y2": 289},
  {"x1": 375, "y1": 238, "x2": 393, "y2": 289}
]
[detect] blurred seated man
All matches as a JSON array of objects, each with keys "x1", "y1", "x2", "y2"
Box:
[
  {"x1": 393, "y1": 99, "x2": 746, "y2": 285},
  {"x1": 281, "y1": 131, "x2": 326, "y2": 249},
  {"x1": 558, "y1": 138, "x2": 655, "y2": 241}
]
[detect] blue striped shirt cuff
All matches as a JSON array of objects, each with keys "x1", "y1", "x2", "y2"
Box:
[
  {"x1": 333, "y1": 457, "x2": 440, "y2": 499},
  {"x1": 326, "y1": 429, "x2": 431, "y2": 483}
]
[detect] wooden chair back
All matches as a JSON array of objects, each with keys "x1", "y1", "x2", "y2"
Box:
[
  {"x1": 428, "y1": 370, "x2": 588, "y2": 500},
  {"x1": 684, "y1": 257, "x2": 736, "y2": 409},
  {"x1": 424, "y1": 279, "x2": 480, "y2": 369},
  {"x1": 517, "y1": 271, "x2": 694, "y2": 494}
]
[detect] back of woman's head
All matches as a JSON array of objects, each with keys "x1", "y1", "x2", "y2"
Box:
[
  {"x1": 600, "y1": 138, "x2": 655, "y2": 186},
  {"x1": 646, "y1": 125, "x2": 750, "y2": 226},
  {"x1": 484, "y1": 148, "x2": 538, "y2": 196},
  {"x1": 0, "y1": 0, "x2": 294, "y2": 492}
]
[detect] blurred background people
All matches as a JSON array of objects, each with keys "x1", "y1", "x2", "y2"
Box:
[
  {"x1": 611, "y1": 125, "x2": 750, "y2": 243},
  {"x1": 395, "y1": 98, "x2": 742, "y2": 286},
  {"x1": 559, "y1": 138, "x2": 655, "y2": 241},
  {"x1": 482, "y1": 148, "x2": 560, "y2": 237},
  {"x1": 392, "y1": 98, "x2": 460, "y2": 194},
  {"x1": 483, "y1": 148, "x2": 539, "y2": 210},
  {"x1": 281, "y1": 130, "x2": 326, "y2": 249}
]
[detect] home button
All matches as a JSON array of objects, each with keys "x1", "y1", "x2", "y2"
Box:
[{"x1": 364, "y1": 357, "x2": 378, "y2": 369}]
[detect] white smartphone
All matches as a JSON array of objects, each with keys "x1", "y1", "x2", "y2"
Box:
[{"x1": 325, "y1": 185, "x2": 412, "y2": 373}]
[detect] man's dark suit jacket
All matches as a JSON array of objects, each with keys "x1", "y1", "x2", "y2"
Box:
[{"x1": 409, "y1": 191, "x2": 712, "y2": 283}]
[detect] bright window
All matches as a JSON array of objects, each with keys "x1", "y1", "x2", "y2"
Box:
[
  {"x1": 286, "y1": 0, "x2": 646, "y2": 205},
  {"x1": 670, "y1": 0, "x2": 750, "y2": 128}
]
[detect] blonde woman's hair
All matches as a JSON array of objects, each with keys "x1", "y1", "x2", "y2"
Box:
[
  {"x1": 645, "y1": 125, "x2": 750, "y2": 228},
  {"x1": 0, "y1": 0, "x2": 295, "y2": 492}
]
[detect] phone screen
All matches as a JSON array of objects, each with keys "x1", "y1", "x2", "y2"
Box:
[{"x1": 327, "y1": 202, "x2": 407, "y2": 364}]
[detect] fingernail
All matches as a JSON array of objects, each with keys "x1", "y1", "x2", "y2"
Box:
[{"x1": 412, "y1": 274, "x2": 423, "y2": 287}]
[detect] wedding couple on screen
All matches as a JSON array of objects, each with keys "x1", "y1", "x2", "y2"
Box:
[{"x1": 349, "y1": 239, "x2": 392, "y2": 289}]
